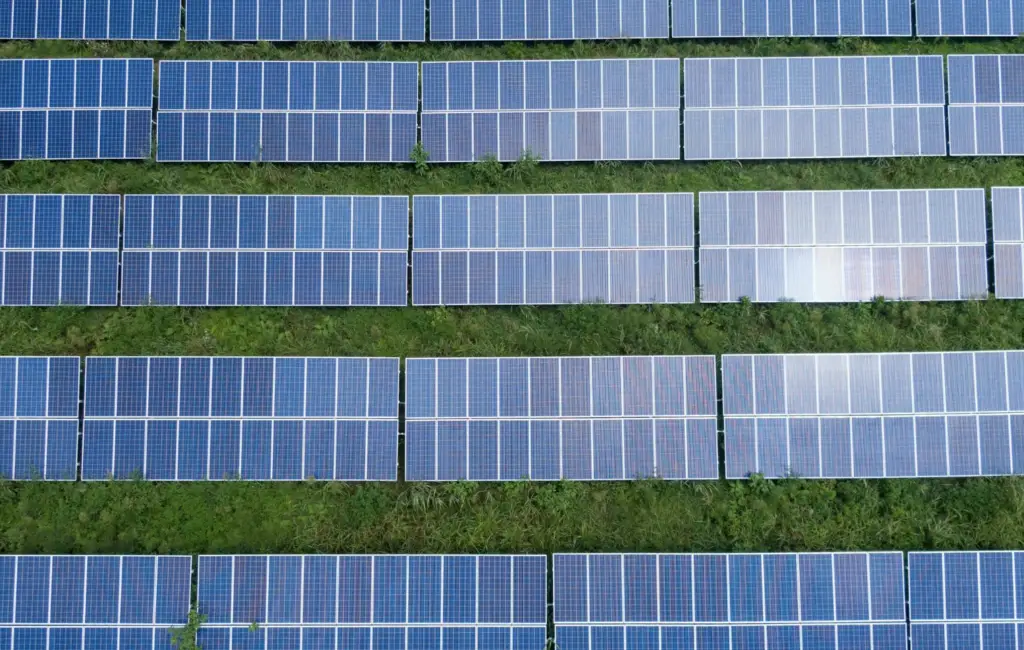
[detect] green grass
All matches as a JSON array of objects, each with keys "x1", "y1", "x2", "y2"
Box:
[{"x1": 4, "y1": 37, "x2": 1024, "y2": 555}]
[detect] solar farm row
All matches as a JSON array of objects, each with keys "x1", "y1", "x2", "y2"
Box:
[
  {"x1": 1, "y1": 0, "x2": 1020, "y2": 39},
  {"x1": 11, "y1": 351, "x2": 1024, "y2": 482},
  {"x1": 3, "y1": 189, "x2": 1022, "y2": 307},
  {"x1": 7, "y1": 55, "x2": 1024, "y2": 161},
  {"x1": 0, "y1": 552, "x2": 1017, "y2": 650}
]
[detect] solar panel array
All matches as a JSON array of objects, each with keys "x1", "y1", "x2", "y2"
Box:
[
  {"x1": 993, "y1": 187, "x2": 1024, "y2": 299},
  {"x1": 195, "y1": 555, "x2": 548, "y2": 649},
  {"x1": 404, "y1": 356, "x2": 718, "y2": 481},
  {"x1": 0, "y1": 194, "x2": 120, "y2": 306},
  {"x1": 0, "y1": 59, "x2": 154, "y2": 160},
  {"x1": 411, "y1": 194, "x2": 695, "y2": 306},
  {"x1": 909, "y1": 551, "x2": 1024, "y2": 649},
  {"x1": 429, "y1": 0, "x2": 669, "y2": 40},
  {"x1": 723, "y1": 351, "x2": 1024, "y2": 479},
  {"x1": 0, "y1": 357, "x2": 79, "y2": 481},
  {"x1": 683, "y1": 56, "x2": 948, "y2": 160},
  {"x1": 0, "y1": 0, "x2": 180, "y2": 39},
  {"x1": 121, "y1": 195, "x2": 409, "y2": 307},
  {"x1": 0, "y1": 555, "x2": 192, "y2": 649},
  {"x1": 81, "y1": 356, "x2": 400, "y2": 481},
  {"x1": 185, "y1": 0, "x2": 425, "y2": 41},
  {"x1": 672, "y1": 0, "x2": 911, "y2": 37},
  {"x1": 156, "y1": 61, "x2": 418, "y2": 162},
  {"x1": 554, "y1": 552, "x2": 908, "y2": 650},
  {"x1": 948, "y1": 55, "x2": 1024, "y2": 156},
  {"x1": 421, "y1": 59, "x2": 681, "y2": 163},
  {"x1": 699, "y1": 189, "x2": 988, "y2": 303},
  {"x1": 916, "y1": 0, "x2": 1024, "y2": 35}
]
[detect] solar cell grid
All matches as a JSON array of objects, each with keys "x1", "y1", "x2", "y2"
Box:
[
  {"x1": 672, "y1": 0, "x2": 911, "y2": 36},
  {"x1": 948, "y1": 55, "x2": 1024, "y2": 156},
  {"x1": 404, "y1": 356, "x2": 719, "y2": 481},
  {"x1": 916, "y1": 0, "x2": 1024, "y2": 35},
  {"x1": 723, "y1": 351, "x2": 1024, "y2": 479},
  {"x1": 81, "y1": 356, "x2": 400, "y2": 481},
  {"x1": 0, "y1": 0, "x2": 180, "y2": 39},
  {"x1": 429, "y1": 0, "x2": 669, "y2": 40},
  {"x1": 420, "y1": 59, "x2": 680, "y2": 162},
  {"x1": 699, "y1": 189, "x2": 989, "y2": 303},
  {"x1": 0, "y1": 59, "x2": 154, "y2": 160},
  {"x1": 683, "y1": 56, "x2": 947, "y2": 160},
  {"x1": 411, "y1": 193, "x2": 695, "y2": 306},
  {"x1": 121, "y1": 195, "x2": 409, "y2": 307}
]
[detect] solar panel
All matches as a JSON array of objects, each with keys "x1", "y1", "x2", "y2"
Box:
[
  {"x1": 0, "y1": 194, "x2": 120, "y2": 306},
  {"x1": 429, "y1": 0, "x2": 669, "y2": 40},
  {"x1": 683, "y1": 56, "x2": 947, "y2": 160},
  {"x1": 553, "y1": 552, "x2": 907, "y2": 650},
  {"x1": 404, "y1": 356, "x2": 718, "y2": 481},
  {"x1": 0, "y1": 59, "x2": 154, "y2": 160},
  {"x1": 723, "y1": 351, "x2": 1024, "y2": 479},
  {"x1": 993, "y1": 187, "x2": 1024, "y2": 298},
  {"x1": 917, "y1": 0, "x2": 1024, "y2": 35},
  {"x1": 81, "y1": 356, "x2": 400, "y2": 481},
  {"x1": 699, "y1": 189, "x2": 989, "y2": 303},
  {"x1": 0, "y1": 0, "x2": 180, "y2": 39},
  {"x1": 0, "y1": 555, "x2": 192, "y2": 649},
  {"x1": 121, "y1": 195, "x2": 409, "y2": 307},
  {"x1": 948, "y1": 55, "x2": 1024, "y2": 156},
  {"x1": 185, "y1": 0, "x2": 424, "y2": 41},
  {"x1": 156, "y1": 61, "x2": 418, "y2": 163},
  {"x1": 672, "y1": 0, "x2": 911, "y2": 36},
  {"x1": 421, "y1": 59, "x2": 681, "y2": 163},
  {"x1": 411, "y1": 194, "x2": 695, "y2": 306},
  {"x1": 195, "y1": 555, "x2": 548, "y2": 650},
  {"x1": 0, "y1": 357, "x2": 79, "y2": 481},
  {"x1": 909, "y1": 551, "x2": 1024, "y2": 649}
]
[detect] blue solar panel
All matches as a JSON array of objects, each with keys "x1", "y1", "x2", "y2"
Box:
[
  {"x1": 917, "y1": 0, "x2": 1024, "y2": 35},
  {"x1": 405, "y1": 356, "x2": 718, "y2": 481},
  {"x1": 0, "y1": 357, "x2": 79, "y2": 481},
  {"x1": 554, "y1": 552, "x2": 907, "y2": 650},
  {"x1": 429, "y1": 0, "x2": 669, "y2": 39},
  {"x1": 81, "y1": 356, "x2": 400, "y2": 481},
  {"x1": 121, "y1": 195, "x2": 408, "y2": 307},
  {"x1": 0, "y1": 0, "x2": 180, "y2": 39},
  {"x1": 156, "y1": 60, "x2": 418, "y2": 163},
  {"x1": 0, "y1": 555, "x2": 192, "y2": 649},
  {"x1": 421, "y1": 59, "x2": 680, "y2": 163},
  {"x1": 910, "y1": 551, "x2": 1024, "y2": 649},
  {"x1": 195, "y1": 555, "x2": 548, "y2": 650},
  {"x1": 0, "y1": 59, "x2": 153, "y2": 161},
  {"x1": 993, "y1": 187, "x2": 1024, "y2": 298},
  {"x1": 185, "y1": 0, "x2": 424, "y2": 40},
  {"x1": 699, "y1": 189, "x2": 989, "y2": 303},
  {"x1": 412, "y1": 194, "x2": 695, "y2": 306},
  {"x1": 723, "y1": 351, "x2": 1024, "y2": 479},
  {"x1": 672, "y1": 0, "x2": 911, "y2": 36},
  {"x1": 684, "y1": 56, "x2": 947, "y2": 160},
  {"x1": 0, "y1": 194, "x2": 120, "y2": 306},
  {"x1": 948, "y1": 55, "x2": 1024, "y2": 156}
]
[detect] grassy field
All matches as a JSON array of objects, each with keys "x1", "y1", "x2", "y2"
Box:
[{"x1": 2, "y1": 35, "x2": 1024, "y2": 557}]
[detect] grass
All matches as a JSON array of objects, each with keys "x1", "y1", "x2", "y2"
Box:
[{"x1": 3, "y1": 36, "x2": 1024, "y2": 556}]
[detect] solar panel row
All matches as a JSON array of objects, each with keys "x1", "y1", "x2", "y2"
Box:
[
  {"x1": 916, "y1": 0, "x2": 1024, "y2": 35},
  {"x1": 948, "y1": 54, "x2": 1024, "y2": 156},
  {"x1": 0, "y1": 0, "x2": 180, "y2": 39},
  {"x1": 994, "y1": 186, "x2": 1024, "y2": 299},
  {"x1": 430, "y1": 0, "x2": 669, "y2": 40},
  {"x1": 185, "y1": 0, "x2": 425, "y2": 40},
  {"x1": 672, "y1": 0, "x2": 912, "y2": 37}
]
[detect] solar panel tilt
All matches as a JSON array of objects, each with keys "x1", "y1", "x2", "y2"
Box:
[
  {"x1": 917, "y1": 0, "x2": 1024, "y2": 35},
  {"x1": 910, "y1": 551, "x2": 1024, "y2": 649},
  {"x1": 156, "y1": 61, "x2": 418, "y2": 163},
  {"x1": 195, "y1": 555, "x2": 548, "y2": 650},
  {"x1": 421, "y1": 59, "x2": 681, "y2": 163},
  {"x1": 121, "y1": 195, "x2": 409, "y2": 307},
  {"x1": 0, "y1": 194, "x2": 120, "y2": 306},
  {"x1": 683, "y1": 56, "x2": 947, "y2": 160},
  {"x1": 0, "y1": 59, "x2": 154, "y2": 160},
  {"x1": 672, "y1": 0, "x2": 911, "y2": 36},
  {"x1": 185, "y1": 0, "x2": 425, "y2": 41},
  {"x1": 554, "y1": 552, "x2": 907, "y2": 650},
  {"x1": 0, "y1": 0, "x2": 180, "y2": 39},
  {"x1": 0, "y1": 357, "x2": 78, "y2": 481},
  {"x1": 0, "y1": 555, "x2": 192, "y2": 649},
  {"x1": 412, "y1": 194, "x2": 695, "y2": 306},
  {"x1": 81, "y1": 357, "x2": 400, "y2": 481},
  {"x1": 429, "y1": 0, "x2": 669, "y2": 40},
  {"x1": 723, "y1": 352, "x2": 1024, "y2": 479},
  {"x1": 699, "y1": 189, "x2": 988, "y2": 303},
  {"x1": 948, "y1": 55, "x2": 1024, "y2": 156},
  {"x1": 405, "y1": 356, "x2": 718, "y2": 481},
  {"x1": 993, "y1": 187, "x2": 1024, "y2": 299}
]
